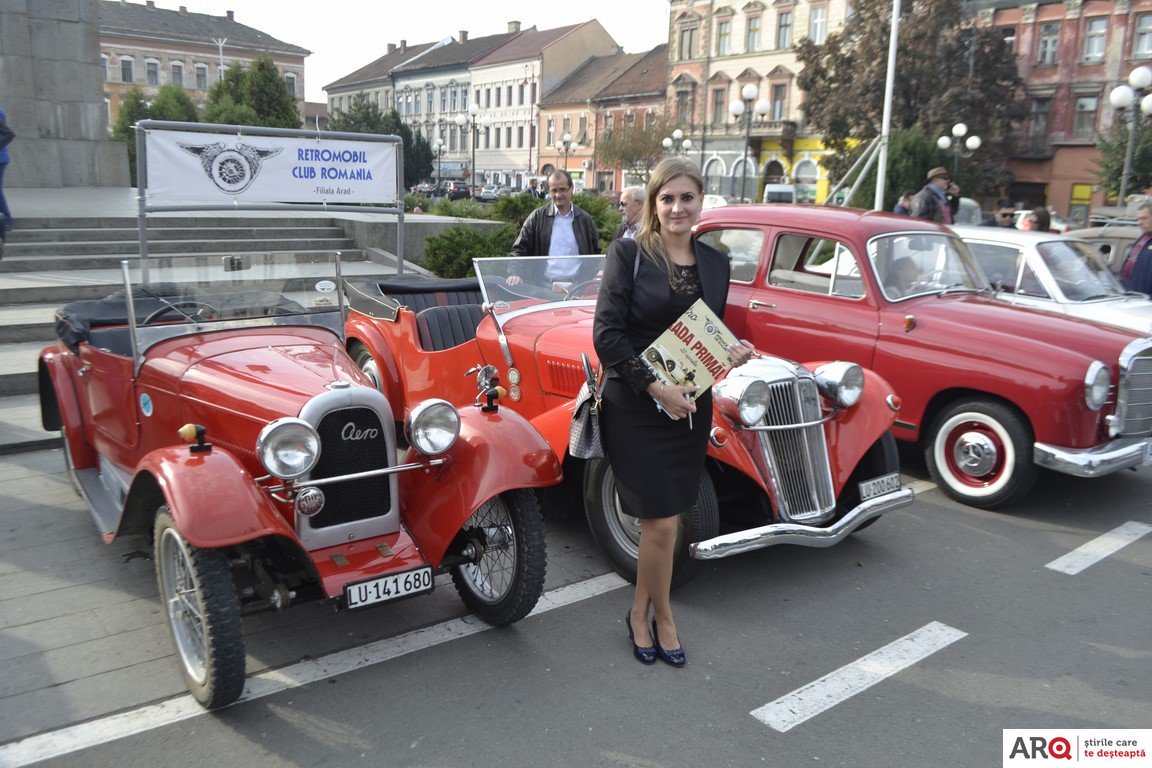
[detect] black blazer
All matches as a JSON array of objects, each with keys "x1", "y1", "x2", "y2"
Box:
[{"x1": 593, "y1": 237, "x2": 730, "y2": 371}]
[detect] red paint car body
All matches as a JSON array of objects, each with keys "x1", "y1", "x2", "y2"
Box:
[
  {"x1": 37, "y1": 254, "x2": 560, "y2": 709},
  {"x1": 696, "y1": 205, "x2": 1152, "y2": 508},
  {"x1": 344, "y1": 255, "x2": 913, "y2": 586}
]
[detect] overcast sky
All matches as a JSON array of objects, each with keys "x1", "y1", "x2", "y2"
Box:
[{"x1": 181, "y1": 0, "x2": 672, "y2": 102}]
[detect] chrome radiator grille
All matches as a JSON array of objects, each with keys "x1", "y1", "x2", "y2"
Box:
[
  {"x1": 309, "y1": 406, "x2": 391, "y2": 528},
  {"x1": 1119, "y1": 349, "x2": 1152, "y2": 436},
  {"x1": 759, "y1": 377, "x2": 836, "y2": 523}
]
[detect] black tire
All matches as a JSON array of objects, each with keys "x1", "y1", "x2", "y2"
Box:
[
  {"x1": 450, "y1": 490, "x2": 547, "y2": 626},
  {"x1": 583, "y1": 459, "x2": 719, "y2": 588},
  {"x1": 837, "y1": 430, "x2": 899, "y2": 533},
  {"x1": 925, "y1": 399, "x2": 1038, "y2": 509},
  {"x1": 351, "y1": 343, "x2": 383, "y2": 392},
  {"x1": 154, "y1": 507, "x2": 246, "y2": 708}
]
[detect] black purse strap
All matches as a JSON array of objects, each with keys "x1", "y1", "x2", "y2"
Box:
[{"x1": 581, "y1": 352, "x2": 606, "y2": 400}]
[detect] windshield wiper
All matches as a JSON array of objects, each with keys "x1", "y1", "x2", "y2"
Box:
[{"x1": 935, "y1": 283, "x2": 982, "y2": 297}]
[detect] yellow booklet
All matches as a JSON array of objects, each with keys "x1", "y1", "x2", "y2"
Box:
[{"x1": 641, "y1": 298, "x2": 740, "y2": 399}]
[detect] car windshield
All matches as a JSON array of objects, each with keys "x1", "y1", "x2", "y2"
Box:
[
  {"x1": 868, "y1": 233, "x2": 986, "y2": 301},
  {"x1": 1036, "y1": 240, "x2": 1126, "y2": 301},
  {"x1": 474, "y1": 255, "x2": 606, "y2": 310}
]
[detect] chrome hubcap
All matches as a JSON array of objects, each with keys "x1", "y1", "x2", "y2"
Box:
[{"x1": 952, "y1": 431, "x2": 999, "y2": 477}]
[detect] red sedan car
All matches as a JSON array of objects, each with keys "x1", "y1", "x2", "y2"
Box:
[{"x1": 696, "y1": 205, "x2": 1152, "y2": 508}]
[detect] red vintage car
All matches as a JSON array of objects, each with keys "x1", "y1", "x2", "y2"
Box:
[
  {"x1": 37, "y1": 253, "x2": 560, "y2": 709},
  {"x1": 696, "y1": 205, "x2": 1152, "y2": 508},
  {"x1": 344, "y1": 255, "x2": 913, "y2": 586}
]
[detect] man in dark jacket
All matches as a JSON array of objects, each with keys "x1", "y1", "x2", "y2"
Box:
[
  {"x1": 1121, "y1": 203, "x2": 1152, "y2": 295},
  {"x1": 507, "y1": 169, "x2": 600, "y2": 287},
  {"x1": 912, "y1": 167, "x2": 960, "y2": 225},
  {"x1": 980, "y1": 199, "x2": 1016, "y2": 227}
]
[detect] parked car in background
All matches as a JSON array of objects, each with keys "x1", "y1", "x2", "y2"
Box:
[
  {"x1": 954, "y1": 225, "x2": 1152, "y2": 333},
  {"x1": 703, "y1": 194, "x2": 730, "y2": 209},
  {"x1": 497, "y1": 186, "x2": 517, "y2": 198},
  {"x1": 344, "y1": 256, "x2": 912, "y2": 586},
  {"x1": 697, "y1": 205, "x2": 1152, "y2": 509},
  {"x1": 477, "y1": 184, "x2": 500, "y2": 202},
  {"x1": 440, "y1": 180, "x2": 470, "y2": 201},
  {"x1": 413, "y1": 181, "x2": 437, "y2": 196},
  {"x1": 954, "y1": 197, "x2": 982, "y2": 226},
  {"x1": 38, "y1": 253, "x2": 559, "y2": 708},
  {"x1": 1064, "y1": 224, "x2": 1141, "y2": 273},
  {"x1": 762, "y1": 184, "x2": 797, "y2": 204}
]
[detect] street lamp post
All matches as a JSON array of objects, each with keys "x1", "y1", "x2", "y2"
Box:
[
  {"x1": 454, "y1": 103, "x2": 488, "y2": 199},
  {"x1": 433, "y1": 138, "x2": 446, "y2": 197},
  {"x1": 1108, "y1": 66, "x2": 1152, "y2": 204},
  {"x1": 662, "y1": 128, "x2": 693, "y2": 156},
  {"x1": 936, "y1": 122, "x2": 981, "y2": 180},
  {"x1": 729, "y1": 83, "x2": 771, "y2": 203},
  {"x1": 556, "y1": 132, "x2": 578, "y2": 171}
]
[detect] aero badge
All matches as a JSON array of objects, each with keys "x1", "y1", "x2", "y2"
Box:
[{"x1": 180, "y1": 142, "x2": 282, "y2": 195}]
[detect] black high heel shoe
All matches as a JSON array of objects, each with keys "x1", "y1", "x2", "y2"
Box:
[
  {"x1": 651, "y1": 619, "x2": 686, "y2": 668},
  {"x1": 626, "y1": 610, "x2": 657, "y2": 665}
]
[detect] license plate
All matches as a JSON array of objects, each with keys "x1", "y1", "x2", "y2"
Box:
[
  {"x1": 858, "y1": 472, "x2": 901, "y2": 501},
  {"x1": 345, "y1": 567, "x2": 433, "y2": 609}
]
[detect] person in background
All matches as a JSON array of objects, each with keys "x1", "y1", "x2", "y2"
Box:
[
  {"x1": 911, "y1": 167, "x2": 959, "y2": 224},
  {"x1": 507, "y1": 169, "x2": 600, "y2": 288},
  {"x1": 1120, "y1": 203, "x2": 1152, "y2": 295},
  {"x1": 612, "y1": 186, "x2": 644, "y2": 241},
  {"x1": 1023, "y1": 208, "x2": 1057, "y2": 233},
  {"x1": 593, "y1": 157, "x2": 754, "y2": 668},
  {"x1": 883, "y1": 257, "x2": 921, "y2": 298},
  {"x1": 892, "y1": 191, "x2": 915, "y2": 216},
  {"x1": 981, "y1": 199, "x2": 1016, "y2": 227},
  {"x1": 0, "y1": 106, "x2": 14, "y2": 236},
  {"x1": 526, "y1": 178, "x2": 545, "y2": 199}
]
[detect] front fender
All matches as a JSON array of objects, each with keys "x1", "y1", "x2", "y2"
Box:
[
  {"x1": 400, "y1": 405, "x2": 561, "y2": 567},
  {"x1": 127, "y1": 446, "x2": 293, "y2": 549},
  {"x1": 345, "y1": 314, "x2": 404, "y2": 407},
  {"x1": 39, "y1": 348, "x2": 96, "y2": 469},
  {"x1": 817, "y1": 366, "x2": 901, "y2": 491}
]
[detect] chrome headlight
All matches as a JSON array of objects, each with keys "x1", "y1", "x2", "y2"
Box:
[
  {"x1": 714, "y1": 376, "x2": 771, "y2": 426},
  {"x1": 814, "y1": 361, "x2": 865, "y2": 408},
  {"x1": 1084, "y1": 360, "x2": 1110, "y2": 411},
  {"x1": 406, "y1": 399, "x2": 460, "y2": 455},
  {"x1": 256, "y1": 418, "x2": 320, "y2": 479}
]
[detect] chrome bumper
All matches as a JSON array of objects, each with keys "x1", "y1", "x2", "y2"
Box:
[
  {"x1": 1033, "y1": 437, "x2": 1152, "y2": 478},
  {"x1": 689, "y1": 487, "x2": 914, "y2": 560}
]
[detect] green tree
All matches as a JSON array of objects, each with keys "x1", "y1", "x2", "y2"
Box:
[
  {"x1": 423, "y1": 223, "x2": 517, "y2": 278},
  {"x1": 327, "y1": 92, "x2": 388, "y2": 133},
  {"x1": 847, "y1": 126, "x2": 950, "y2": 209},
  {"x1": 111, "y1": 86, "x2": 152, "y2": 184},
  {"x1": 148, "y1": 83, "x2": 198, "y2": 123},
  {"x1": 796, "y1": 0, "x2": 1025, "y2": 200},
  {"x1": 201, "y1": 95, "x2": 260, "y2": 127},
  {"x1": 329, "y1": 95, "x2": 430, "y2": 189},
  {"x1": 593, "y1": 120, "x2": 670, "y2": 182},
  {"x1": 206, "y1": 63, "x2": 246, "y2": 109},
  {"x1": 1096, "y1": 118, "x2": 1152, "y2": 202},
  {"x1": 242, "y1": 54, "x2": 300, "y2": 128}
]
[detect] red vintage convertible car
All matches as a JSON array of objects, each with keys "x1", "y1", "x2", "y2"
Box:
[
  {"x1": 37, "y1": 253, "x2": 560, "y2": 708},
  {"x1": 695, "y1": 205, "x2": 1152, "y2": 508},
  {"x1": 344, "y1": 255, "x2": 913, "y2": 585}
]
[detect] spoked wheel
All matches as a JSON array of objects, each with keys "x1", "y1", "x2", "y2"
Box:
[
  {"x1": 926, "y1": 399, "x2": 1038, "y2": 509},
  {"x1": 450, "y1": 490, "x2": 546, "y2": 626},
  {"x1": 154, "y1": 507, "x2": 246, "y2": 708},
  {"x1": 583, "y1": 459, "x2": 718, "y2": 588}
]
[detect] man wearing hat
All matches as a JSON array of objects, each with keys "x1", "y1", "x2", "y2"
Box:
[{"x1": 911, "y1": 166, "x2": 959, "y2": 224}]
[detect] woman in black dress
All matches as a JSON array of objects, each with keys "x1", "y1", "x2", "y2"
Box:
[{"x1": 593, "y1": 158, "x2": 753, "y2": 666}]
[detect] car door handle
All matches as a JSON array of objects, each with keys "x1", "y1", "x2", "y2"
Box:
[{"x1": 748, "y1": 299, "x2": 776, "y2": 310}]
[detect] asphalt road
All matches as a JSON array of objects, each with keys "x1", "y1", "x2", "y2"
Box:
[{"x1": 0, "y1": 447, "x2": 1148, "y2": 768}]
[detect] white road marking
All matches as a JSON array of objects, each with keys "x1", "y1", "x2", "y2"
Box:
[
  {"x1": 1045, "y1": 521, "x2": 1152, "y2": 576},
  {"x1": 750, "y1": 621, "x2": 967, "y2": 733},
  {"x1": 0, "y1": 572, "x2": 628, "y2": 768}
]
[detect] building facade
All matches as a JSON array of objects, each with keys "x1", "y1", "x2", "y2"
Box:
[
  {"x1": 99, "y1": 0, "x2": 309, "y2": 128},
  {"x1": 972, "y1": 0, "x2": 1152, "y2": 223}
]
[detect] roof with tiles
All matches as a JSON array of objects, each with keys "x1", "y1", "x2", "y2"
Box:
[
  {"x1": 324, "y1": 41, "x2": 440, "y2": 90},
  {"x1": 539, "y1": 50, "x2": 641, "y2": 106},
  {"x1": 392, "y1": 31, "x2": 522, "y2": 73},
  {"x1": 98, "y1": 0, "x2": 309, "y2": 54},
  {"x1": 471, "y1": 23, "x2": 583, "y2": 67},
  {"x1": 596, "y1": 44, "x2": 669, "y2": 101}
]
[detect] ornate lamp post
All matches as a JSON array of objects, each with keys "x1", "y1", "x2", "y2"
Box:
[
  {"x1": 556, "y1": 132, "x2": 578, "y2": 171},
  {"x1": 936, "y1": 122, "x2": 981, "y2": 180},
  {"x1": 455, "y1": 103, "x2": 488, "y2": 199},
  {"x1": 433, "y1": 138, "x2": 446, "y2": 196},
  {"x1": 1108, "y1": 66, "x2": 1152, "y2": 204},
  {"x1": 662, "y1": 128, "x2": 693, "y2": 156},
  {"x1": 729, "y1": 83, "x2": 770, "y2": 203}
]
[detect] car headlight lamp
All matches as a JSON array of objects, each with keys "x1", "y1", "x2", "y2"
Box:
[
  {"x1": 406, "y1": 399, "x2": 461, "y2": 455},
  {"x1": 1084, "y1": 361, "x2": 1110, "y2": 411},
  {"x1": 256, "y1": 418, "x2": 320, "y2": 479},
  {"x1": 815, "y1": 361, "x2": 865, "y2": 408},
  {"x1": 714, "y1": 376, "x2": 771, "y2": 426}
]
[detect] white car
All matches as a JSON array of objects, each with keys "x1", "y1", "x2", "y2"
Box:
[
  {"x1": 702, "y1": 194, "x2": 729, "y2": 209},
  {"x1": 953, "y1": 225, "x2": 1152, "y2": 334}
]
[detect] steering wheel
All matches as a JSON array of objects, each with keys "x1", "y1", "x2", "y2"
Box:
[
  {"x1": 141, "y1": 300, "x2": 220, "y2": 325},
  {"x1": 563, "y1": 277, "x2": 602, "y2": 300}
]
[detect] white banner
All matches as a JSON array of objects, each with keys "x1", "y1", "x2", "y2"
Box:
[{"x1": 144, "y1": 128, "x2": 399, "y2": 204}]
